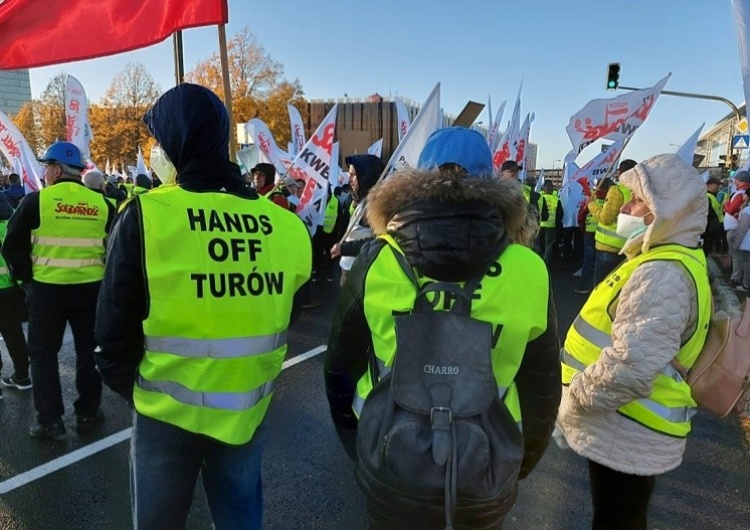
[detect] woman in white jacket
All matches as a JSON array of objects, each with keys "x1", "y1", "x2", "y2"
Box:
[
  {"x1": 731, "y1": 189, "x2": 750, "y2": 292},
  {"x1": 557, "y1": 154, "x2": 712, "y2": 529}
]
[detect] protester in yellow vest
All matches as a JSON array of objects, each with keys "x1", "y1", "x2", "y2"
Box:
[
  {"x1": 575, "y1": 181, "x2": 608, "y2": 295},
  {"x1": 94, "y1": 84, "x2": 312, "y2": 529},
  {"x1": 1, "y1": 141, "x2": 115, "y2": 440},
  {"x1": 587, "y1": 159, "x2": 637, "y2": 283},
  {"x1": 131, "y1": 173, "x2": 152, "y2": 196},
  {"x1": 0, "y1": 193, "x2": 31, "y2": 395},
  {"x1": 556, "y1": 154, "x2": 712, "y2": 529},
  {"x1": 325, "y1": 127, "x2": 560, "y2": 529},
  {"x1": 539, "y1": 180, "x2": 560, "y2": 265},
  {"x1": 312, "y1": 186, "x2": 339, "y2": 282}
]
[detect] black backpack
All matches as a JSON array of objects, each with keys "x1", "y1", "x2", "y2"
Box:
[{"x1": 355, "y1": 247, "x2": 524, "y2": 530}]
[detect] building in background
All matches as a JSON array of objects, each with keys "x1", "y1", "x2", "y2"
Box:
[
  {"x1": 0, "y1": 69, "x2": 32, "y2": 117},
  {"x1": 696, "y1": 103, "x2": 747, "y2": 175}
]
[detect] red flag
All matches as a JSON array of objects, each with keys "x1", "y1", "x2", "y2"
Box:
[{"x1": 0, "y1": 0, "x2": 228, "y2": 69}]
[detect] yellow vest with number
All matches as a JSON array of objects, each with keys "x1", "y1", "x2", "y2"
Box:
[
  {"x1": 133, "y1": 186, "x2": 312, "y2": 445},
  {"x1": 0, "y1": 220, "x2": 12, "y2": 289},
  {"x1": 353, "y1": 236, "x2": 549, "y2": 430},
  {"x1": 561, "y1": 244, "x2": 711, "y2": 438},
  {"x1": 31, "y1": 183, "x2": 108, "y2": 284},
  {"x1": 594, "y1": 184, "x2": 632, "y2": 250},
  {"x1": 540, "y1": 192, "x2": 559, "y2": 228}
]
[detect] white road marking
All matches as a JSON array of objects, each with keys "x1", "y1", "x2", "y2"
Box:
[{"x1": 0, "y1": 344, "x2": 327, "y2": 495}]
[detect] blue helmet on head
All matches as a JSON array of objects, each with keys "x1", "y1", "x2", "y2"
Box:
[
  {"x1": 417, "y1": 127, "x2": 493, "y2": 178},
  {"x1": 38, "y1": 141, "x2": 85, "y2": 170}
]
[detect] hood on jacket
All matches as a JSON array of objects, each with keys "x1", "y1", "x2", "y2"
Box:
[
  {"x1": 366, "y1": 167, "x2": 536, "y2": 281},
  {"x1": 143, "y1": 83, "x2": 230, "y2": 172},
  {"x1": 619, "y1": 153, "x2": 707, "y2": 258},
  {"x1": 135, "y1": 174, "x2": 152, "y2": 189},
  {"x1": 345, "y1": 154, "x2": 384, "y2": 201}
]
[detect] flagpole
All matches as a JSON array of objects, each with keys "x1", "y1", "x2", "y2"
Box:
[
  {"x1": 218, "y1": 24, "x2": 237, "y2": 162},
  {"x1": 173, "y1": 31, "x2": 184, "y2": 85}
]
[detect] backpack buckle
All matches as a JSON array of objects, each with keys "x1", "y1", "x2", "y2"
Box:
[{"x1": 430, "y1": 406, "x2": 453, "y2": 424}]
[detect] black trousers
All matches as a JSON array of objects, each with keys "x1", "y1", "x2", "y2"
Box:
[
  {"x1": 312, "y1": 230, "x2": 336, "y2": 279},
  {"x1": 0, "y1": 286, "x2": 29, "y2": 379},
  {"x1": 588, "y1": 459, "x2": 656, "y2": 530},
  {"x1": 26, "y1": 281, "x2": 102, "y2": 424}
]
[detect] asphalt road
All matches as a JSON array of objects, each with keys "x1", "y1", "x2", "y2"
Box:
[{"x1": 0, "y1": 265, "x2": 748, "y2": 530}]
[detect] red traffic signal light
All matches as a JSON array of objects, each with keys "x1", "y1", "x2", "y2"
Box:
[{"x1": 606, "y1": 63, "x2": 620, "y2": 90}]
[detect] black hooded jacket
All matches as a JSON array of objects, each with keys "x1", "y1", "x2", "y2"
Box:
[
  {"x1": 94, "y1": 84, "x2": 308, "y2": 402},
  {"x1": 324, "y1": 169, "x2": 561, "y2": 482},
  {"x1": 339, "y1": 154, "x2": 385, "y2": 257}
]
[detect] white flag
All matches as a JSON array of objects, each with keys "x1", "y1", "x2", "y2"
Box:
[
  {"x1": 733, "y1": 0, "x2": 750, "y2": 121},
  {"x1": 367, "y1": 138, "x2": 383, "y2": 157},
  {"x1": 245, "y1": 118, "x2": 295, "y2": 177},
  {"x1": 385, "y1": 83, "x2": 441, "y2": 177},
  {"x1": 699, "y1": 169, "x2": 711, "y2": 183},
  {"x1": 0, "y1": 110, "x2": 43, "y2": 192},
  {"x1": 286, "y1": 105, "x2": 338, "y2": 235},
  {"x1": 65, "y1": 75, "x2": 93, "y2": 158},
  {"x1": 535, "y1": 168, "x2": 546, "y2": 192},
  {"x1": 329, "y1": 141, "x2": 340, "y2": 187},
  {"x1": 515, "y1": 112, "x2": 534, "y2": 180},
  {"x1": 487, "y1": 100, "x2": 506, "y2": 152},
  {"x1": 570, "y1": 139, "x2": 626, "y2": 196},
  {"x1": 394, "y1": 98, "x2": 411, "y2": 141},
  {"x1": 567, "y1": 74, "x2": 671, "y2": 157},
  {"x1": 134, "y1": 146, "x2": 148, "y2": 178},
  {"x1": 105, "y1": 158, "x2": 111, "y2": 175},
  {"x1": 492, "y1": 84, "x2": 522, "y2": 171},
  {"x1": 288, "y1": 104, "x2": 306, "y2": 157},
  {"x1": 675, "y1": 123, "x2": 704, "y2": 166}
]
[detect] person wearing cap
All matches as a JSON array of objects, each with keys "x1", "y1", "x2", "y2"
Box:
[
  {"x1": 557, "y1": 154, "x2": 712, "y2": 529},
  {"x1": 731, "y1": 188, "x2": 750, "y2": 292},
  {"x1": 1, "y1": 141, "x2": 116, "y2": 440},
  {"x1": 324, "y1": 127, "x2": 560, "y2": 529},
  {"x1": 703, "y1": 177, "x2": 725, "y2": 255},
  {"x1": 93, "y1": 83, "x2": 311, "y2": 529},
  {"x1": 3, "y1": 172, "x2": 25, "y2": 208},
  {"x1": 251, "y1": 163, "x2": 290, "y2": 210},
  {"x1": 330, "y1": 154, "x2": 385, "y2": 286},
  {"x1": 724, "y1": 170, "x2": 750, "y2": 287},
  {"x1": 587, "y1": 159, "x2": 637, "y2": 284}
]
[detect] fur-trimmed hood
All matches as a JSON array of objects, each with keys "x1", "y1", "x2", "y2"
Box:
[{"x1": 366, "y1": 168, "x2": 536, "y2": 281}]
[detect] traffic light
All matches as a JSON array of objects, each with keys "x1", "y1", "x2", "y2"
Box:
[{"x1": 606, "y1": 63, "x2": 620, "y2": 90}]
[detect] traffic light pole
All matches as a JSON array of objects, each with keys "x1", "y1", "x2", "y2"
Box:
[
  {"x1": 618, "y1": 85, "x2": 742, "y2": 171},
  {"x1": 618, "y1": 85, "x2": 742, "y2": 124}
]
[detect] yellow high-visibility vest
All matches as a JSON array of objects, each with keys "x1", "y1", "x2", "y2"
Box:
[{"x1": 594, "y1": 184, "x2": 632, "y2": 250}]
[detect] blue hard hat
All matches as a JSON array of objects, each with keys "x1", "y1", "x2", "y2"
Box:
[
  {"x1": 417, "y1": 127, "x2": 493, "y2": 178},
  {"x1": 38, "y1": 142, "x2": 85, "y2": 170}
]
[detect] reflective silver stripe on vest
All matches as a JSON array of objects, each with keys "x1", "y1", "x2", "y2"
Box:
[
  {"x1": 560, "y1": 348, "x2": 587, "y2": 371},
  {"x1": 137, "y1": 374, "x2": 274, "y2": 411},
  {"x1": 145, "y1": 331, "x2": 288, "y2": 359},
  {"x1": 353, "y1": 394, "x2": 365, "y2": 416},
  {"x1": 498, "y1": 387, "x2": 508, "y2": 400},
  {"x1": 0, "y1": 266, "x2": 8, "y2": 275},
  {"x1": 31, "y1": 236, "x2": 103, "y2": 247},
  {"x1": 631, "y1": 397, "x2": 696, "y2": 423},
  {"x1": 661, "y1": 363, "x2": 684, "y2": 383},
  {"x1": 572, "y1": 316, "x2": 613, "y2": 349},
  {"x1": 376, "y1": 358, "x2": 391, "y2": 379},
  {"x1": 31, "y1": 256, "x2": 103, "y2": 268},
  {"x1": 595, "y1": 225, "x2": 626, "y2": 242}
]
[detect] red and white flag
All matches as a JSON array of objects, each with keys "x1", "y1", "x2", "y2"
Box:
[
  {"x1": 492, "y1": 84, "x2": 522, "y2": 171},
  {"x1": 570, "y1": 139, "x2": 625, "y2": 196},
  {"x1": 487, "y1": 100, "x2": 506, "y2": 152},
  {"x1": 245, "y1": 118, "x2": 294, "y2": 177},
  {"x1": 514, "y1": 112, "x2": 534, "y2": 174},
  {"x1": 0, "y1": 0, "x2": 227, "y2": 69},
  {"x1": 286, "y1": 105, "x2": 338, "y2": 235},
  {"x1": 0, "y1": 110, "x2": 43, "y2": 192},
  {"x1": 65, "y1": 75, "x2": 93, "y2": 158},
  {"x1": 288, "y1": 104, "x2": 306, "y2": 157},
  {"x1": 566, "y1": 74, "x2": 671, "y2": 157},
  {"x1": 394, "y1": 98, "x2": 411, "y2": 141}
]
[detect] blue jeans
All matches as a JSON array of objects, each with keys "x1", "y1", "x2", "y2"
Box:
[
  {"x1": 580, "y1": 234, "x2": 596, "y2": 290},
  {"x1": 130, "y1": 412, "x2": 266, "y2": 530},
  {"x1": 594, "y1": 250, "x2": 625, "y2": 285}
]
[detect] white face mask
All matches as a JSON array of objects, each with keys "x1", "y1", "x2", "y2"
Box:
[
  {"x1": 150, "y1": 145, "x2": 177, "y2": 186},
  {"x1": 616, "y1": 212, "x2": 648, "y2": 239}
]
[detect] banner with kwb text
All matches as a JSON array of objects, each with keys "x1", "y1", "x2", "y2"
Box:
[
  {"x1": 570, "y1": 139, "x2": 625, "y2": 196},
  {"x1": 245, "y1": 119, "x2": 295, "y2": 178},
  {"x1": 0, "y1": 0, "x2": 228, "y2": 69},
  {"x1": 286, "y1": 105, "x2": 338, "y2": 235},
  {"x1": 0, "y1": 110, "x2": 43, "y2": 193},
  {"x1": 65, "y1": 75, "x2": 93, "y2": 159},
  {"x1": 566, "y1": 74, "x2": 671, "y2": 157},
  {"x1": 288, "y1": 104, "x2": 306, "y2": 157}
]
